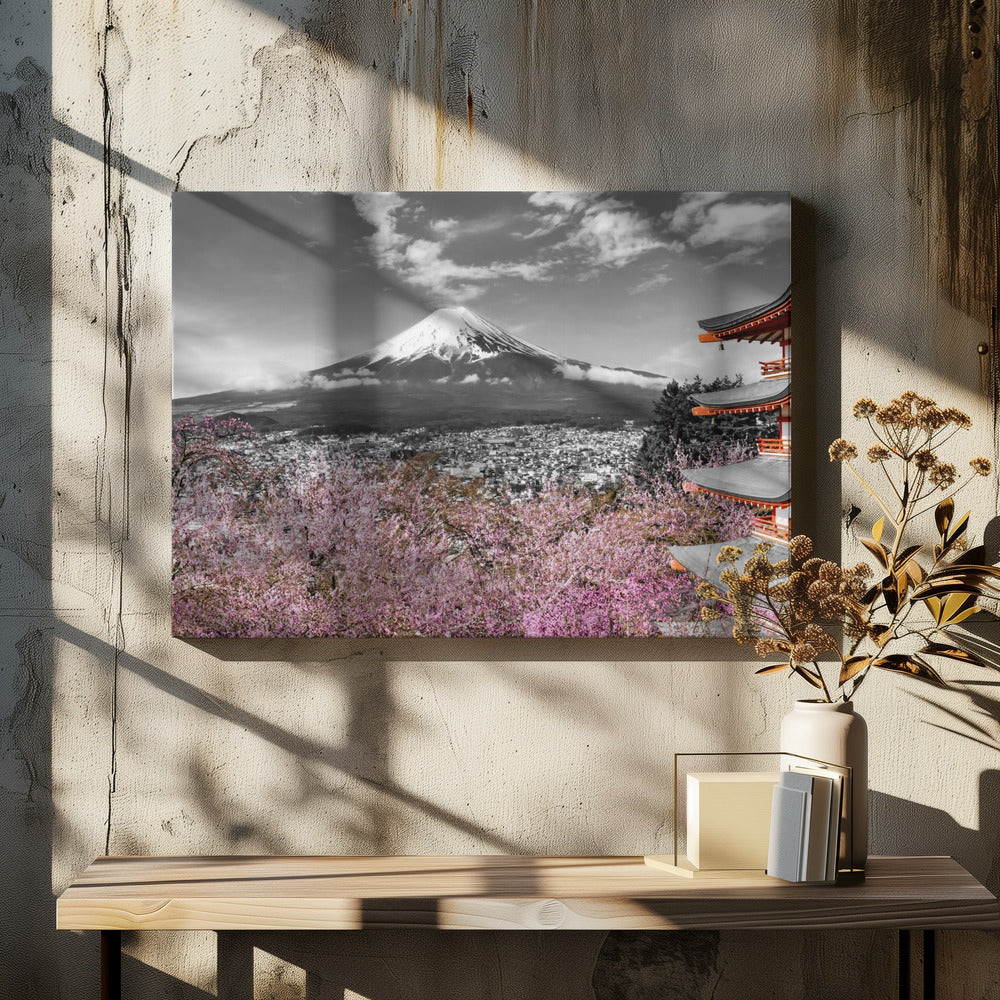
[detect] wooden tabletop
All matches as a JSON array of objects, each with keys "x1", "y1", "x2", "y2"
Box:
[{"x1": 56, "y1": 855, "x2": 1000, "y2": 931}]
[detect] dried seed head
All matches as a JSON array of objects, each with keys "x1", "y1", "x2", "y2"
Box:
[
  {"x1": 788, "y1": 535, "x2": 814, "y2": 560},
  {"x1": 829, "y1": 438, "x2": 859, "y2": 462},
  {"x1": 929, "y1": 461, "x2": 957, "y2": 490}
]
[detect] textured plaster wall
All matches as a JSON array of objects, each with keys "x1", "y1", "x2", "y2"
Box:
[{"x1": 1, "y1": 1, "x2": 999, "y2": 998}]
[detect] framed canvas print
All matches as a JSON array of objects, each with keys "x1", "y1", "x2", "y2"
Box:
[{"x1": 172, "y1": 191, "x2": 791, "y2": 637}]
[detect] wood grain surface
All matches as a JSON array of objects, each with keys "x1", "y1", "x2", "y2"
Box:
[{"x1": 56, "y1": 855, "x2": 1000, "y2": 931}]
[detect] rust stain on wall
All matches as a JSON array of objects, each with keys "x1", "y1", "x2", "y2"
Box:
[
  {"x1": 834, "y1": 0, "x2": 997, "y2": 329},
  {"x1": 434, "y1": 0, "x2": 445, "y2": 188}
]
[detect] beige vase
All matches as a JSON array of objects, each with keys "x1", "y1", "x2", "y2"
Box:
[{"x1": 780, "y1": 699, "x2": 868, "y2": 871}]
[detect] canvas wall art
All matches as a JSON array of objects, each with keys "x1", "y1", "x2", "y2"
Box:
[{"x1": 172, "y1": 191, "x2": 791, "y2": 637}]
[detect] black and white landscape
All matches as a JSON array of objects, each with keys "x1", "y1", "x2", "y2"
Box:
[
  {"x1": 172, "y1": 191, "x2": 791, "y2": 637},
  {"x1": 174, "y1": 303, "x2": 674, "y2": 433}
]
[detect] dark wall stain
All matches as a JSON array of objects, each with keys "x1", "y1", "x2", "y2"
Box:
[
  {"x1": 0, "y1": 58, "x2": 51, "y2": 337},
  {"x1": 0, "y1": 57, "x2": 54, "y2": 585},
  {"x1": 593, "y1": 930, "x2": 721, "y2": 1000},
  {"x1": 303, "y1": 1, "x2": 370, "y2": 66},
  {"x1": 8, "y1": 629, "x2": 50, "y2": 804},
  {"x1": 444, "y1": 26, "x2": 478, "y2": 122},
  {"x1": 835, "y1": 0, "x2": 997, "y2": 329}
]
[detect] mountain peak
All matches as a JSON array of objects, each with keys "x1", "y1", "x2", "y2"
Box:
[
  {"x1": 430, "y1": 305, "x2": 495, "y2": 329},
  {"x1": 362, "y1": 306, "x2": 557, "y2": 366},
  {"x1": 305, "y1": 306, "x2": 670, "y2": 393},
  {"x1": 430, "y1": 305, "x2": 477, "y2": 321}
]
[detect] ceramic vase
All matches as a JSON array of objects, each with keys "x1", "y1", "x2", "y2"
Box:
[{"x1": 780, "y1": 699, "x2": 868, "y2": 871}]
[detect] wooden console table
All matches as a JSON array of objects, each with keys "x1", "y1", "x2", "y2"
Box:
[{"x1": 57, "y1": 855, "x2": 999, "y2": 1000}]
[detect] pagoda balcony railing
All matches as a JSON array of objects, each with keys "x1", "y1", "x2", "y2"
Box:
[
  {"x1": 757, "y1": 437, "x2": 791, "y2": 456},
  {"x1": 752, "y1": 514, "x2": 791, "y2": 543},
  {"x1": 759, "y1": 357, "x2": 791, "y2": 378}
]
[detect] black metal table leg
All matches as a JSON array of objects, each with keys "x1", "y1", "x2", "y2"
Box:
[
  {"x1": 101, "y1": 930, "x2": 121, "y2": 1000},
  {"x1": 899, "y1": 929, "x2": 936, "y2": 1000},
  {"x1": 899, "y1": 929, "x2": 911, "y2": 1000},
  {"x1": 923, "y1": 930, "x2": 936, "y2": 1000}
]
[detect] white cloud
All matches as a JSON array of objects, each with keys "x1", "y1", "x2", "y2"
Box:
[
  {"x1": 633, "y1": 272, "x2": 673, "y2": 294},
  {"x1": 240, "y1": 401, "x2": 298, "y2": 412},
  {"x1": 399, "y1": 238, "x2": 552, "y2": 303},
  {"x1": 531, "y1": 195, "x2": 678, "y2": 273},
  {"x1": 563, "y1": 203, "x2": 680, "y2": 271},
  {"x1": 303, "y1": 374, "x2": 381, "y2": 390},
  {"x1": 352, "y1": 195, "x2": 560, "y2": 302},
  {"x1": 527, "y1": 192, "x2": 590, "y2": 213},
  {"x1": 430, "y1": 217, "x2": 460, "y2": 239},
  {"x1": 222, "y1": 370, "x2": 302, "y2": 392},
  {"x1": 558, "y1": 362, "x2": 588, "y2": 381},
  {"x1": 353, "y1": 191, "x2": 675, "y2": 305},
  {"x1": 666, "y1": 192, "x2": 728, "y2": 232},
  {"x1": 709, "y1": 245, "x2": 767, "y2": 268},
  {"x1": 687, "y1": 199, "x2": 791, "y2": 248},
  {"x1": 352, "y1": 193, "x2": 409, "y2": 264},
  {"x1": 523, "y1": 191, "x2": 597, "y2": 240},
  {"x1": 558, "y1": 362, "x2": 671, "y2": 387},
  {"x1": 590, "y1": 366, "x2": 671, "y2": 387}
]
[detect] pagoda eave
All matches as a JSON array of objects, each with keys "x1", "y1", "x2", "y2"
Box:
[
  {"x1": 697, "y1": 285, "x2": 792, "y2": 343},
  {"x1": 685, "y1": 485, "x2": 792, "y2": 507},
  {"x1": 697, "y1": 313, "x2": 789, "y2": 343},
  {"x1": 683, "y1": 455, "x2": 791, "y2": 506},
  {"x1": 692, "y1": 399, "x2": 789, "y2": 417},
  {"x1": 667, "y1": 535, "x2": 787, "y2": 592},
  {"x1": 690, "y1": 376, "x2": 791, "y2": 414}
]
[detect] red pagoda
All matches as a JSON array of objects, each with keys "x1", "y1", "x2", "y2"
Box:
[{"x1": 667, "y1": 286, "x2": 792, "y2": 595}]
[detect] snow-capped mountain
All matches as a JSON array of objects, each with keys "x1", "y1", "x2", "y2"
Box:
[
  {"x1": 307, "y1": 306, "x2": 670, "y2": 389},
  {"x1": 365, "y1": 306, "x2": 560, "y2": 366},
  {"x1": 173, "y1": 306, "x2": 673, "y2": 433}
]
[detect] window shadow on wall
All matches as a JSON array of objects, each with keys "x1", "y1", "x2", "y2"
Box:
[
  {"x1": 0, "y1": 43, "x2": 81, "y2": 1000},
  {"x1": 11, "y1": 1, "x2": 995, "y2": 998},
  {"x1": 214, "y1": 929, "x2": 606, "y2": 1000},
  {"x1": 52, "y1": 619, "x2": 531, "y2": 854},
  {"x1": 871, "y1": 775, "x2": 1000, "y2": 895}
]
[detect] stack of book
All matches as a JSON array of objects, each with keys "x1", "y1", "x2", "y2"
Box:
[{"x1": 766, "y1": 766, "x2": 843, "y2": 883}]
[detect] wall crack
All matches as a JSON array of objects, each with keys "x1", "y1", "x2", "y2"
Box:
[{"x1": 98, "y1": 0, "x2": 134, "y2": 857}]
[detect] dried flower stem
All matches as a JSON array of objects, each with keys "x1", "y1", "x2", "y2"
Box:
[{"x1": 703, "y1": 393, "x2": 998, "y2": 702}]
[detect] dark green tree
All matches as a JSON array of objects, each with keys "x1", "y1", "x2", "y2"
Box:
[{"x1": 635, "y1": 375, "x2": 777, "y2": 485}]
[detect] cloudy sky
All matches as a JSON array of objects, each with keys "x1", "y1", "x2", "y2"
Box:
[{"x1": 172, "y1": 191, "x2": 790, "y2": 398}]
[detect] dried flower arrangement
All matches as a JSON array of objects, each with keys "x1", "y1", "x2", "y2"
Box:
[{"x1": 700, "y1": 392, "x2": 999, "y2": 702}]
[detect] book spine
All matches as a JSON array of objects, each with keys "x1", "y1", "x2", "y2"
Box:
[{"x1": 766, "y1": 785, "x2": 808, "y2": 881}]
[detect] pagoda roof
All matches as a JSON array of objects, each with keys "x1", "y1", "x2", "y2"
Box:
[
  {"x1": 666, "y1": 535, "x2": 770, "y2": 592},
  {"x1": 684, "y1": 455, "x2": 791, "y2": 505},
  {"x1": 697, "y1": 285, "x2": 791, "y2": 343},
  {"x1": 690, "y1": 376, "x2": 790, "y2": 412}
]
